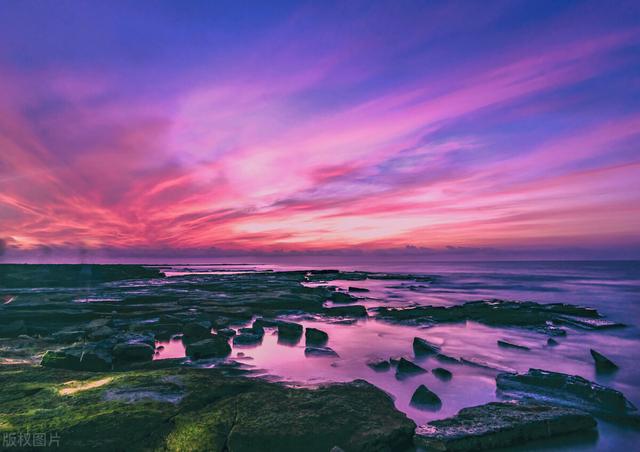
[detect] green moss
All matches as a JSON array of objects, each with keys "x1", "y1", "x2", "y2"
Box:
[{"x1": 0, "y1": 365, "x2": 415, "y2": 452}]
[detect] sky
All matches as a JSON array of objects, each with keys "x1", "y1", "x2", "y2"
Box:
[{"x1": 1, "y1": 0, "x2": 640, "y2": 260}]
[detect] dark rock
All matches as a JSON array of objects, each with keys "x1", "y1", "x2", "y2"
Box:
[
  {"x1": 305, "y1": 346, "x2": 339, "y2": 357},
  {"x1": 0, "y1": 264, "x2": 163, "y2": 288},
  {"x1": 233, "y1": 333, "x2": 263, "y2": 346},
  {"x1": 323, "y1": 305, "x2": 368, "y2": 318},
  {"x1": 547, "y1": 338, "x2": 559, "y2": 346},
  {"x1": 182, "y1": 321, "x2": 212, "y2": 340},
  {"x1": 497, "y1": 340, "x2": 530, "y2": 351},
  {"x1": 366, "y1": 359, "x2": 390, "y2": 372},
  {"x1": 112, "y1": 342, "x2": 154, "y2": 362},
  {"x1": 277, "y1": 321, "x2": 303, "y2": 340},
  {"x1": 40, "y1": 345, "x2": 112, "y2": 371},
  {"x1": 305, "y1": 327, "x2": 328, "y2": 345},
  {"x1": 217, "y1": 328, "x2": 236, "y2": 338},
  {"x1": 433, "y1": 367, "x2": 453, "y2": 381},
  {"x1": 410, "y1": 385, "x2": 442, "y2": 410},
  {"x1": 348, "y1": 287, "x2": 369, "y2": 293},
  {"x1": 330, "y1": 292, "x2": 359, "y2": 303},
  {"x1": 460, "y1": 357, "x2": 515, "y2": 373},
  {"x1": 87, "y1": 326, "x2": 115, "y2": 340},
  {"x1": 413, "y1": 337, "x2": 440, "y2": 356},
  {"x1": 590, "y1": 349, "x2": 618, "y2": 371},
  {"x1": 51, "y1": 329, "x2": 86, "y2": 343},
  {"x1": 414, "y1": 401, "x2": 596, "y2": 451},
  {"x1": 395, "y1": 358, "x2": 427, "y2": 379},
  {"x1": 220, "y1": 379, "x2": 416, "y2": 451},
  {"x1": 496, "y1": 368, "x2": 637, "y2": 417},
  {"x1": 375, "y1": 299, "x2": 623, "y2": 331},
  {"x1": 185, "y1": 336, "x2": 231, "y2": 359},
  {"x1": 435, "y1": 353, "x2": 460, "y2": 364}
]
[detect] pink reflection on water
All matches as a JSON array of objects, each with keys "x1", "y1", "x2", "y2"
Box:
[{"x1": 154, "y1": 315, "x2": 639, "y2": 428}]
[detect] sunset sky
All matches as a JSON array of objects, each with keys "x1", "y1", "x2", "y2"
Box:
[{"x1": 1, "y1": 1, "x2": 639, "y2": 259}]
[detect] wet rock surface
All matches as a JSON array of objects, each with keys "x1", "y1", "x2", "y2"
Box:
[
  {"x1": 496, "y1": 368, "x2": 637, "y2": 418},
  {"x1": 414, "y1": 401, "x2": 597, "y2": 451},
  {"x1": 375, "y1": 299, "x2": 624, "y2": 332},
  {"x1": 410, "y1": 385, "x2": 442, "y2": 410},
  {"x1": 396, "y1": 358, "x2": 427, "y2": 379},
  {"x1": 0, "y1": 364, "x2": 416, "y2": 452},
  {"x1": 185, "y1": 336, "x2": 232, "y2": 359}
]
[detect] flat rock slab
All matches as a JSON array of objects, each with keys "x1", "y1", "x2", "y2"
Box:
[
  {"x1": 414, "y1": 401, "x2": 596, "y2": 451},
  {"x1": 496, "y1": 368, "x2": 637, "y2": 417}
]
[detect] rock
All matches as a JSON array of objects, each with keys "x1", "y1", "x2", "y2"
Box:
[
  {"x1": 305, "y1": 327, "x2": 328, "y2": 345},
  {"x1": 330, "y1": 292, "x2": 359, "y2": 303},
  {"x1": 52, "y1": 329, "x2": 86, "y2": 343},
  {"x1": 413, "y1": 337, "x2": 440, "y2": 356},
  {"x1": 433, "y1": 367, "x2": 453, "y2": 381},
  {"x1": 86, "y1": 318, "x2": 113, "y2": 329},
  {"x1": 87, "y1": 326, "x2": 115, "y2": 340},
  {"x1": 395, "y1": 358, "x2": 427, "y2": 379},
  {"x1": 460, "y1": 357, "x2": 515, "y2": 373},
  {"x1": 497, "y1": 340, "x2": 530, "y2": 351},
  {"x1": 547, "y1": 337, "x2": 559, "y2": 346},
  {"x1": 414, "y1": 401, "x2": 597, "y2": 451},
  {"x1": 238, "y1": 325, "x2": 264, "y2": 338},
  {"x1": 182, "y1": 321, "x2": 212, "y2": 340},
  {"x1": 217, "y1": 328, "x2": 236, "y2": 338},
  {"x1": 305, "y1": 346, "x2": 339, "y2": 357},
  {"x1": 112, "y1": 342, "x2": 154, "y2": 362},
  {"x1": 40, "y1": 345, "x2": 112, "y2": 371},
  {"x1": 410, "y1": 385, "x2": 442, "y2": 410},
  {"x1": 185, "y1": 336, "x2": 231, "y2": 360},
  {"x1": 375, "y1": 299, "x2": 623, "y2": 331},
  {"x1": 590, "y1": 349, "x2": 618, "y2": 371},
  {"x1": 366, "y1": 359, "x2": 390, "y2": 372},
  {"x1": 435, "y1": 353, "x2": 460, "y2": 364},
  {"x1": 232, "y1": 333, "x2": 263, "y2": 346},
  {"x1": 277, "y1": 321, "x2": 303, "y2": 342},
  {"x1": 219, "y1": 379, "x2": 416, "y2": 452},
  {"x1": 496, "y1": 368, "x2": 637, "y2": 417},
  {"x1": 348, "y1": 287, "x2": 369, "y2": 293},
  {"x1": 323, "y1": 305, "x2": 368, "y2": 318}
]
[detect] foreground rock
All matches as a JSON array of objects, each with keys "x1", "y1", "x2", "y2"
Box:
[
  {"x1": 1, "y1": 364, "x2": 416, "y2": 452},
  {"x1": 366, "y1": 359, "x2": 390, "y2": 372},
  {"x1": 496, "y1": 368, "x2": 637, "y2": 418},
  {"x1": 305, "y1": 327, "x2": 329, "y2": 345},
  {"x1": 497, "y1": 340, "x2": 530, "y2": 351},
  {"x1": 305, "y1": 346, "x2": 339, "y2": 357},
  {"x1": 413, "y1": 337, "x2": 440, "y2": 356},
  {"x1": 590, "y1": 349, "x2": 618, "y2": 371},
  {"x1": 185, "y1": 336, "x2": 231, "y2": 360},
  {"x1": 433, "y1": 367, "x2": 453, "y2": 381},
  {"x1": 376, "y1": 299, "x2": 624, "y2": 333},
  {"x1": 277, "y1": 321, "x2": 303, "y2": 341},
  {"x1": 395, "y1": 358, "x2": 427, "y2": 379},
  {"x1": 41, "y1": 344, "x2": 112, "y2": 371},
  {"x1": 414, "y1": 401, "x2": 596, "y2": 451},
  {"x1": 112, "y1": 342, "x2": 155, "y2": 362},
  {"x1": 410, "y1": 385, "x2": 442, "y2": 410}
]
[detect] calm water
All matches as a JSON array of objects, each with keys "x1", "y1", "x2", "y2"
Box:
[{"x1": 150, "y1": 259, "x2": 640, "y2": 450}]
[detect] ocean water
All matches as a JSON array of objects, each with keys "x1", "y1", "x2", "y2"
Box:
[{"x1": 149, "y1": 259, "x2": 640, "y2": 451}]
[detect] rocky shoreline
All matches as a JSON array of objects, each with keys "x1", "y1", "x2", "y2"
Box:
[{"x1": 0, "y1": 264, "x2": 636, "y2": 451}]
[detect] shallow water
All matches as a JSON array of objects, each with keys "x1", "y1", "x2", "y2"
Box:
[{"x1": 150, "y1": 259, "x2": 640, "y2": 450}]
